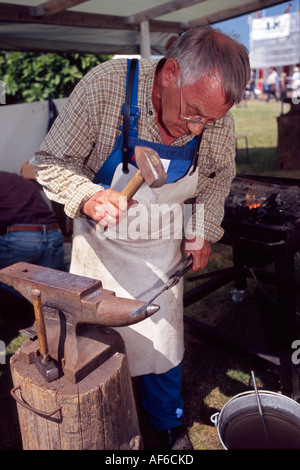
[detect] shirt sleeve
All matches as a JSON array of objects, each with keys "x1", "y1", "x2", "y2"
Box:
[{"x1": 35, "y1": 78, "x2": 102, "y2": 219}]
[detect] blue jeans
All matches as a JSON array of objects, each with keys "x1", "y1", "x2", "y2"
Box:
[
  {"x1": 140, "y1": 364, "x2": 184, "y2": 430},
  {"x1": 0, "y1": 226, "x2": 65, "y2": 296}
]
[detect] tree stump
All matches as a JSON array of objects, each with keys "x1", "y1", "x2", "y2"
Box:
[{"x1": 10, "y1": 331, "x2": 142, "y2": 450}]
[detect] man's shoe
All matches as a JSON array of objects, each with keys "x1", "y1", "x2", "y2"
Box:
[{"x1": 159, "y1": 426, "x2": 193, "y2": 450}]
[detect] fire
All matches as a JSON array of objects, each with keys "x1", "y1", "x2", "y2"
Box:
[{"x1": 245, "y1": 193, "x2": 262, "y2": 210}]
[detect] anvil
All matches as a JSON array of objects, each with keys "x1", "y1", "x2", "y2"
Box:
[{"x1": 0, "y1": 262, "x2": 159, "y2": 382}]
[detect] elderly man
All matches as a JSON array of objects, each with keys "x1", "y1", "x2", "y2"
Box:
[{"x1": 35, "y1": 25, "x2": 250, "y2": 449}]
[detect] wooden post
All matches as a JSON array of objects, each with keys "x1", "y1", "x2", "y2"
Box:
[
  {"x1": 139, "y1": 21, "x2": 151, "y2": 58},
  {"x1": 10, "y1": 334, "x2": 142, "y2": 450},
  {"x1": 277, "y1": 100, "x2": 300, "y2": 170}
]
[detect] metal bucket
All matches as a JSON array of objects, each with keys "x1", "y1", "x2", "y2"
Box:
[{"x1": 211, "y1": 391, "x2": 300, "y2": 450}]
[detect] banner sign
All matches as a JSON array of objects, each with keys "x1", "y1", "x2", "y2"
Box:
[{"x1": 251, "y1": 13, "x2": 291, "y2": 41}]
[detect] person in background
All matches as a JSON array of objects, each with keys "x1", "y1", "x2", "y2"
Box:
[
  {"x1": 0, "y1": 172, "x2": 65, "y2": 289},
  {"x1": 291, "y1": 66, "x2": 300, "y2": 103},
  {"x1": 35, "y1": 25, "x2": 250, "y2": 450},
  {"x1": 279, "y1": 72, "x2": 288, "y2": 114},
  {"x1": 248, "y1": 69, "x2": 258, "y2": 100},
  {"x1": 284, "y1": 3, "x2": 292, "y2": 14},
  {"x1": 266, "y1": 67, "x2": 278, "y2": 102}
]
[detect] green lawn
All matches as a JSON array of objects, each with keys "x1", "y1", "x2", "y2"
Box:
[
  {"x1": 233, "y1": 98, "x2": 281, "y2": 149},
  {"x1": 232, "y1": 98, "x2": 300, "y2": 178}
]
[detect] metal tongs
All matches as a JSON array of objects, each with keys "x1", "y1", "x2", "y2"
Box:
[
  {"x1": 130, "y1": 254, "x2": 193, "y2": 319},
  {"x1": 251, "y1": 370, "x2": 272, "y2": 449}
]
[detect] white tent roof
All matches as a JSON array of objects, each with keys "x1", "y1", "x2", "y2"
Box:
[{"x1": 0, "y1": 0, "x2": 289, "y2": 55}]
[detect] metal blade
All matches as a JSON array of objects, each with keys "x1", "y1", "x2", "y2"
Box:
[{"x1": 130, "y1": 255, "x2": 193, "y2": 319}]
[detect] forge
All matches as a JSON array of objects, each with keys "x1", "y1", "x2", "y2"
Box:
[
  {"x1": 184, "y1": 174, "x2": 300, "y2": 401},
  {"x1": 224, "y1": 175, "x2": 300, "y2": 232}
]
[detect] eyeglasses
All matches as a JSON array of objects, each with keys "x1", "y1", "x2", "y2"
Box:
[{"x1": 179, "y1": 84, "x2": 224, "y2": 129}]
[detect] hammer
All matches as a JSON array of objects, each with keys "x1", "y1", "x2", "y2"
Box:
[
  {"x1": 120, "y1": 146, "x2": 167, "y2": 201},
  {"x1": 31, "y1": 288, "x2": 60, "y2": 383},
  {"x1": 101, "y1": 146, "x2": 166, "y2": 232}
]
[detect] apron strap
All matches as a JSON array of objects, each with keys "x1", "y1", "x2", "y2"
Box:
[
  {"x1": 189, "y1": 133, "x2": 203, "y2": 175},
  {"x1": 123, "y1": 58, "x2": 138, "y2": 174}
]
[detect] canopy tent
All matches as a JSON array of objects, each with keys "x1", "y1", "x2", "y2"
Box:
[{"x1": 0, "y1": 0, "x2": 289, "y2": 57}]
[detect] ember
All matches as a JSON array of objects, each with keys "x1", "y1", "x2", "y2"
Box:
[
  {"x1": 245, "y1": 193, "x2": 262, "y2": 210},
  {"x1": 224, "y1": 175, "x2": 300, "y2": 228}
]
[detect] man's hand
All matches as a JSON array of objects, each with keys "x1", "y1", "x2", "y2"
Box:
[
  {"x1": 184, "y1": 235, "x2": 211, "y2": 272},
  {"x1": 81, "y1": 188, "x2": 137, "y2": 228}
]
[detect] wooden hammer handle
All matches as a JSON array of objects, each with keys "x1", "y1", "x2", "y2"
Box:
[
  {"x1": 31, "y1": 289, "x2": 49, "y2": 363},
  {"x1": 120, "y1": 169, "x2": 145, "y2": 201}
]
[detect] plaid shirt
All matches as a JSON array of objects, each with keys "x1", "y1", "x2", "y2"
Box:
[{"x1": 35, "y1": 58, "x2": 236, "y2": 243}]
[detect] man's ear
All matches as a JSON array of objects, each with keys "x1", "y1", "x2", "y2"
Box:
[{"x1": 161, "y1": 58, "x2": 180, "y2": 88}]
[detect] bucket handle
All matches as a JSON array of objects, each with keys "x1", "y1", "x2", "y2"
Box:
[
  {"x1": 11, "y1": 385, "x2": 61, "y2": 418},
  {"x1": 210, "y1": 412, "x2": 220, "y2": 427}
]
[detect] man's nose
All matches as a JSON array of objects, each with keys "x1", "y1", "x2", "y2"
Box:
[{"x1": 187, "y1": 121, "x2": 205, "y2": 135}]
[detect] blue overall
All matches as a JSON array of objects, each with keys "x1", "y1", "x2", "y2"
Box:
[
  {"x1": 93, "y1": 59, "x2": 199, "y2": 430},
  {"x1": 93, "y1": 59, "x2": 199, "y2": 189}
]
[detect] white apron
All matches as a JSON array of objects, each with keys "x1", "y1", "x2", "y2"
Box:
[{"x1": 70, "y1": 167, "x2": 198, "y2": 376}]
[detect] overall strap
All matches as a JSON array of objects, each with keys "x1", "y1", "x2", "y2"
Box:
[
  {"x1": 189, "y1": 133, "x2": 203, "y2": 175},
  {"x1": 122, "y1": 58, "x2": 139, "y2": 173}
]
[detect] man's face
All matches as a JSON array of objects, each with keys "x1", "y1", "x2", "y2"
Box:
[{"x1": 160, "y1": 68, "x2": 231, "y2": 139}]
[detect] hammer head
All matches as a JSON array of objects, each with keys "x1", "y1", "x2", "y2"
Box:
[
  {"x1": 34, "y1": 356, "x2": 60, "y2": 383},
  {"x1": 134, "y1": 146, "x2": 167, "y2": 188}
]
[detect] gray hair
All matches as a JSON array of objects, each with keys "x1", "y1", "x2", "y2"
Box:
[{"x1": 165, "y1": 24, "x2": 250, "y2": 105}]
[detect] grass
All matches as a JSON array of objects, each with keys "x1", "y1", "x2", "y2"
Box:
[
  {"x1": 0, "y1": 97, "x2": 299, "y2": 450},
  {"x1": 233, "y1": 98, "x2": 281, "y2": 149},
  {"x1": 232, "y1": 98, "x2": 300, "y2": 179}
]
